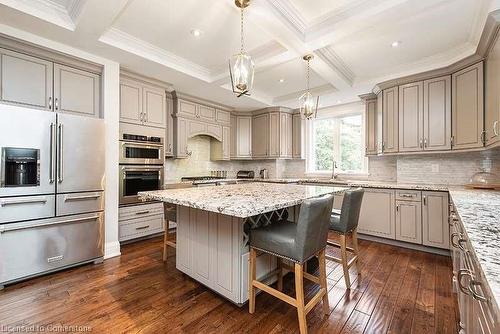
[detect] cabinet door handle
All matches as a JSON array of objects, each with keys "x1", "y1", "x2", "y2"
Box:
[
  {"x1": 135, "y1": 225, "x2": 150, "y2": 230},
  {"x1": 422, "y1": 195, "x2": 426, "y2": 206},
  {"x1": 48, "y1": 97, "x2": 53, "y2": 109},
  {"x1": 424, "y1": 138, "x2": 427, "y2": 148},
  {"x1": 450, "y1": 136, "x2": 454, "y2": 147},
  {"x1": 494, "y1": 121, "x2": 499, "y2": 137},
  {"x1": 55, "y1": 98, "x2": 59, "y2": 110},
  {"x1": 396, "y1": 205, "x2": 399, "y2": 212},
  {"x1": 419, "y1": 139, "x2": 423, "y2": 149},
  {"x1": 135, "y1": 210, "x2": 150, "y2": 215}
]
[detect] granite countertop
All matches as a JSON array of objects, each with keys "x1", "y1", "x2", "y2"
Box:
[
  {"x1": 448, "y1": 189, "x2": 500, "y2": 310},
  {"x1": 140, "y1": 183, "x2": 347, "y2": 218}
]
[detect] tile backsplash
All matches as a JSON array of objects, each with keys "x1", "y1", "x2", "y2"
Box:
[{"x1": 165, "y1": 135, "x2": 500, "y2": 185}]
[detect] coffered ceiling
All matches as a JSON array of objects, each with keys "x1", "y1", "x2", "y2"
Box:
[{"x1": 0, "y1": 0, "x2": 498, "y2": 111}]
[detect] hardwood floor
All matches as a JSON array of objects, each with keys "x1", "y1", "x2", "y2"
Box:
[{"x1": 0, "y1": 236, "x2": 458, "y2": 334}]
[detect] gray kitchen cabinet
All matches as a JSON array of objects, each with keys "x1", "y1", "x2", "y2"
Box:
[
  {"x1": 452, "y1": 62, "x2": 484, "y2": 150},
  {"x1": 423, "y1": 75, "x2": 451, "y2": 151},
  {"x1": 119, "y1": 78, "x2": 142, "y2": 125},
  {"x1": 142, "y1": 84, "x2": 166, "y2": 128},
  {"x1": 118, "y1": 203, "x2": 164, "y2": 242},
  {"x1": 364, "y1": 97, "x2": 377, "y2": 155},
  {"x1": 398, "y1": 81, "x2": 423, "y2": 152},
  {"x1": 382, "y1": 86, "x2": 399, "y2": 153},
  {"x1": 422, "y1": 191, "x2": 449, "y2": 249},
  {"x1": 235, "y1": 115, "x2": 252, "y2": 158},
  {"x1": 174, "y1": 117, "x2": 188, "y2": 158},
  {"x1": 358, "y1": 188, "x2": 395, "y2": 239},
  {"x1": 292, "y1": 113, "x2": 303, "y2": 158},
  {"x1": 485, "y1": 30, "x2": 500, "y2": 147},
  {"x1": 279, "y1": 113, "x2": 292, "y2": 158},
  {"x1": 165, "y1": 94, "x2": 174, "y2": 156},
  {"x1": 0, "y1": 48, "x2": 53, "y2": 111},
  {"x1": 53, "y1": 63, "x2": 100, "y2": 118},
  {"x1": 395, "y1": 199, "x2": 422, "y2": 244},
  {"x1": 269, "y1": 112, "x2": 280, "y2": 157},
  {"x1": 252, "y1": 113, "x2": 269, "y2": 158},
  {"x1": 376, "y1": 92, "x2": 383, "y2": 154}
]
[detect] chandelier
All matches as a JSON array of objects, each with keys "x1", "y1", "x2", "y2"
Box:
[
  {"x1": 229, "y1": 0, "x2": 255, "y2": 97},
  {"x1": 299, "y1": 54, "x2": 319, "y2": 119}
]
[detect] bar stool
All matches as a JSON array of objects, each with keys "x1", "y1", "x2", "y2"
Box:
[
  {"x1": 248, "y1": 194, "x2": 334, "y2": 334},
  {"x1": 327, "y1": 188, "x2": 364, "y2": 288},
  {"x1": 163, "y1": 203, "x2": 177, "y2": 261}
]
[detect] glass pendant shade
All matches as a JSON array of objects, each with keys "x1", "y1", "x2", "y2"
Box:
[
  {"x1": 299, "y1": 91, "x2": 319, "y2": 120},
  {"x1": 229, "y1": 52, "x2": 255, "y2": 96}
]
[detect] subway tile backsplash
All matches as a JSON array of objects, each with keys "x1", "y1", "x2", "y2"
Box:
[{"x1": 165, "y1": 135, "x2": 500, "y2": 185}]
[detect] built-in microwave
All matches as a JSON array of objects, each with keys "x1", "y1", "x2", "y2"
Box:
[
  {"x1": 119, "y1": 134, "x2": 164, "y2": 165},
  {"x1": 119, "y1": 165, "x2": 163, "y2": 205}
]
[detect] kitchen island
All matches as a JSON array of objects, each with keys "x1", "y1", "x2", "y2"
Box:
[{"x1": 140, "y1": 183, "x2": 347, "y2": 304}]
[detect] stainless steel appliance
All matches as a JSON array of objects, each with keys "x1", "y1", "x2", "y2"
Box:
[
  {"x1": 119, "y1": 134, "x2": 164, "y2": 165},
  {"x1": 0, "y1": 108, "x2": 105, "y2": 288},
  {"x1": 119, "y1": 165, "x2": 164, "y2": 205},
  {"x1": 236, "y1": 170, "x2": 255, "y2": 179}
]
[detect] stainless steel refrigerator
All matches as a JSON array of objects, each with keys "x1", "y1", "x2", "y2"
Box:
[{"x1": 0, "y1": 108, "x2": 105, "y2": 288}]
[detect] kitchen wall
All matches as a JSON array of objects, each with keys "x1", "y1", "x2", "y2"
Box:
[{"x1": 165, "y1": 135, "x2": 500, "y2": 186}]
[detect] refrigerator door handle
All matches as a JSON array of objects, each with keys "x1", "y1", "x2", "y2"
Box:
[
  {"x1": 0, "y1": 215, "x2": 100, "y2": 233},
  {"x1": 50, "y1": 123, "x2": 57, "y2": 184},
  {"x1": 57, "y1": 123, "x2": 64, "y2": 183}
]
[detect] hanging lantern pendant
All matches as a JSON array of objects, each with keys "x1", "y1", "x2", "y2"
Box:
[
  {"x1": 299, "y1": 54, "x2": 319, "y2": 119},
  {"x1": 229, "y1": 0, "x2": 255, "y2": 97}
]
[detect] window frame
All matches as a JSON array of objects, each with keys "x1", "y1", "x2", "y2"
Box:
[{"x1": 304, "y1": 104, "x2": 368, "y2": 177}]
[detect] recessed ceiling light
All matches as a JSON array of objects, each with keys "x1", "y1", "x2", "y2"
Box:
[
  {"x1": 190, "y1": 29, "x2": 203, "y2": 37},
  {"x1": 279, "y1": 78, "x2": 285, "y2": 83},
  {"x1": 391, "y1": 41, "x2": 401, "y2": 48}
]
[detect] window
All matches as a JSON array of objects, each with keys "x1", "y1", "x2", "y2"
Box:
[{"x1": 307, "y1": 112, "x2": 367, "y2": 175}]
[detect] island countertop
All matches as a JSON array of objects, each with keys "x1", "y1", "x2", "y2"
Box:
[{"x1": 140, "y1": 182, "x2": 347, "y2": 218}]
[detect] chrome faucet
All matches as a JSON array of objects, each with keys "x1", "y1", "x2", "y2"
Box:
[{"x1": 331, "y1": 160, "x2": 338, "y2": 180}]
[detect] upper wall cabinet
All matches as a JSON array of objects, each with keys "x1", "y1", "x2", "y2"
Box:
[
  {"x1": 231, "y1": 114, "x2": 252, "y2": 159},
  {"x1": 485, "y1": 30, "x2": 500, "y2": 147},
  {"x1": 54, "y1": 64, "x2": 100, "y2": 117},
  {"x1": 451, "y1": 62, "x2": 484, "y2": 150},
  {"x1": 382, "y1": 86, "x2": 399, "y2": 153},
  {"x1": 0, "y1": 48, "x2": 101, "y2": 117},
  {"x1": 119, "y1": 77, "x2": 166, "y2": 128},
  {"x1": 364, "y1": 98, "x2": 377, "y2": 155},
  {"x1": 251, "y1": 109, "x2": 293, "y2": 159},
  {"x1": 398, "y1": 76, "x2": 451, "y2": 153},
  {"x1": 292, "y1": 113, "x2": 304, "y2": 159}
]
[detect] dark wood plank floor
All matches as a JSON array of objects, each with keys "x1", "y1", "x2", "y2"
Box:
[{"x1": 0, "y1": 236, "x2": 458, "y2": 334}]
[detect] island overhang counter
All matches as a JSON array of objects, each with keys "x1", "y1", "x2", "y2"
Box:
[{"x1": 140, "y1": 183, "x2": 347, "y2": 304}]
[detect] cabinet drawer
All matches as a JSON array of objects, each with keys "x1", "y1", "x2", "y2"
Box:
[
  {"x1": 56, "y1": 191, "x2": 104, "y2": 216},
  {"x1": 216, "y1": 110, "x2": 230, "y2": 124},
  {"x1": 396, "y1": 190, "x2": 421, "y2": 201},
  {"x1": 177, "y1": 100, "x2": 197, "y2": 118},
  {"x1": 119, "y1": 214, "x2": 164, "y2": 241},
  {"x1": 0, "y1": 195, "x2": 55, "y2": 224},
  {"x1": 119, "y1": 202, "x2": 164, "y2": 221}
]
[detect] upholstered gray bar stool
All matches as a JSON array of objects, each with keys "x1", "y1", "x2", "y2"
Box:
[
  {"x1": 327, "y1": 188, "x2": 364, "y2": 288},
  {"x1": 248, "y1": 195, "x2": 334, "y2": 334}
]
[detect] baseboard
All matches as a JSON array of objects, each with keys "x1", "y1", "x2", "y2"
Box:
[
  {"x1": 357, "y1": 233, "x2": 451, "y2": 256},
  {"x1": 104, "y1": 241, "x2": 121, "y2": 259}
]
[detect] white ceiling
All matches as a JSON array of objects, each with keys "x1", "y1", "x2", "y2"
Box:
[{"x1": 0, "y1": 0, "x2": 497, "y2": 111}]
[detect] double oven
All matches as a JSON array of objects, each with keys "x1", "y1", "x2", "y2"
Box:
[{"x1": 119, "y1": 134, "x2": 164, "y2": 205}]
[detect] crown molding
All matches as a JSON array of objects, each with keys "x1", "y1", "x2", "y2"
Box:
[
  {"x1": 99, "y1": 27, "x2": 213, "y2": 82},
  {"x1": 315, "y1": 46, "x2": 355, "y2": 86},
  {"x1": 172, "y1": 91, "x2": 235, "y2": 112},
  {"x1": 120, "y1": 68, "x2": 174, "y2": 91},
  {"x1": 0, "y1": 0, "x2": 88, "y2": 31}
]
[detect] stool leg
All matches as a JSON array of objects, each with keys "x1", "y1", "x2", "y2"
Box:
[
  {"x1": 277, "y1": 257, "x2": 283, "y2": 292},
  {"x1": 295, "y1": 263, "x2": 307, "y2": 334},
  {"x1": 163, "y1": 220, "x2": 169, "y2": 262},
  {"x1": 318, "y1": 249, "x2": 330, "y2": 315},
  {"x1": 340, "y1": 234, "x2": 351, "y2": 288},
  {"x1": 248, "y1": 248, "x2": 257, "y2": 314},
  {"x1": 352, "y1": 229, "x2": 359, "y2": 265}
]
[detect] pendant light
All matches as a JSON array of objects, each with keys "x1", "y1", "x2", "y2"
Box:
[
  {"x1": 299, "y1": 54, "x2": 319, "y2": 120},
  {"x1": 229, "y1": 0, "x2": 255, "y2": 97}
]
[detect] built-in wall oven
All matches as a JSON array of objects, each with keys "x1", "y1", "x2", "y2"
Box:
[
  {"x1": 119, "y1": 165, "x2": 164, "y2": 205},
  {"x1": 119, "y1": 134, "x2": 164, "y2": 165}
]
